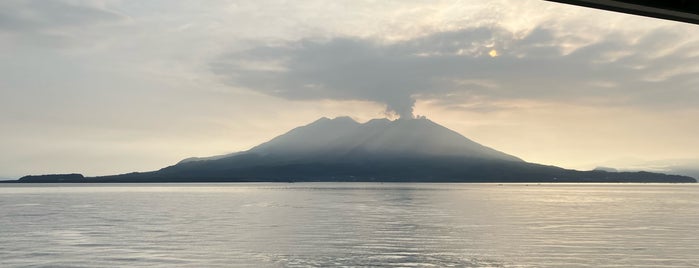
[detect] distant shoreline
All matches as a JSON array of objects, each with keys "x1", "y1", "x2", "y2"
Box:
[{"x1": 5, "y1": 177, "x2": 696, "y2": 184}]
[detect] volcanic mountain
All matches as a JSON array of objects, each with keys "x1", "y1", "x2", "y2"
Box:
[
  {"x1": 47, "y1": 116, "x2": 689, "y2": 183},
  {"x1": 183, "y1": 116, "x2": 522, "y2": 164}
]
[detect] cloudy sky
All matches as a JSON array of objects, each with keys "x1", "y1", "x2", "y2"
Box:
[{"x1": 1, "y1": 0, "x2": 698, "y2": 178}]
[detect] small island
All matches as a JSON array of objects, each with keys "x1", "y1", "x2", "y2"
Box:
[{"x1": 17, "y1": 173, "x2": 86, "y2": 183}]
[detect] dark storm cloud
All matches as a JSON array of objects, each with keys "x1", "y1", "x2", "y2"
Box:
[{"x1": 212, "y1": 26, "x2": 699, "y2": 116}]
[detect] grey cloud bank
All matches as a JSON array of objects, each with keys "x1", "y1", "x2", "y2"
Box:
[{"x1": 213, "y1": 26, "x2": 699, "y2": 116}]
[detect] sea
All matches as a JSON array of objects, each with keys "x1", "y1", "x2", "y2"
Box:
[{"x1": 1, "y1": 183, "x2": 697, "y2": 267}]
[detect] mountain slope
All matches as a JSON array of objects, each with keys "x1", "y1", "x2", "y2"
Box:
[{"x1": 197, "y1": 116, "x2": 521, "y2": 162}]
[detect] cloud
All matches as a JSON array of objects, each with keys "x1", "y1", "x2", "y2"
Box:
[
  {"x1": 0, "y1": 0, "x2": 123, "y2": 47},
  {"x1": 212, "y1": 25, "x2": 699, "y2": 117},
  {"x1": 0, "y1": 0, "x2": 122, "y2": 31}
]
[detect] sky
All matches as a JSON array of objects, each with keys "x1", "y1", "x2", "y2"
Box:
[{"x1": 1, "y1": 0, "x2": 698, "y2": 178}]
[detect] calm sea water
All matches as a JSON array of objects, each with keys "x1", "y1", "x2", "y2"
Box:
[{"x1": 0, "y1": 183, "x2": 697, "y2": 267}]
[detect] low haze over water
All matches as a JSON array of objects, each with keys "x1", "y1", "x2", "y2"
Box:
[{"x1": 1, "y1": 183, "x2": 697, "y2": 267}]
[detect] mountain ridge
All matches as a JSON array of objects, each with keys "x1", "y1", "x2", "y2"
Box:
[{"x1": 185, "y1": 116, "x2": 522, "y2": 163}]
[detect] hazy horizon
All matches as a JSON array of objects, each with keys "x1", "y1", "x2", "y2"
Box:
[{"x1": 1, "y1": 0, "x2": 699, "y2": 178}]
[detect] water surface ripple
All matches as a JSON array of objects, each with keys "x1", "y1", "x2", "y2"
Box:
[{"x1": 1, "y1": 183, "x2": 697, "y2": 267}]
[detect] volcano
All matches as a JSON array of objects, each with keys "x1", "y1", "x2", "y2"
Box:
[
  {"x1": 43, "y1": 116, "x2": 686, "y2": 183},
  {"x1": 183, "y1": 116, "x2": 522, "y2": 164},
  {"x1": 17, "y1": 116, "x2": 695, "y2": 183}
]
